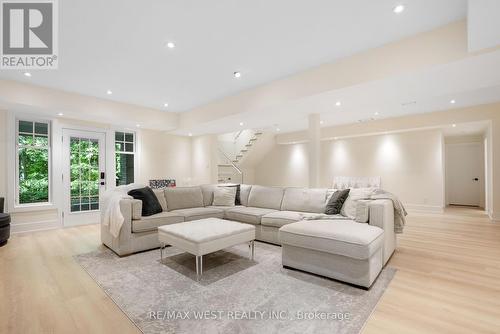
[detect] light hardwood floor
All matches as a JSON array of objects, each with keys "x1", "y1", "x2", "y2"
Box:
[{"x1": 1, "y1": 207, "x2": 499, "y2": 333}]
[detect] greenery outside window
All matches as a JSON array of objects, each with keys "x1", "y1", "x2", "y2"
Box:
[
  {"x1": 17, "y1": 120, "x2": 50, "y2": 205},
  {"x1": 115, "y1": 131, "x2": 135, "y2": 186}
]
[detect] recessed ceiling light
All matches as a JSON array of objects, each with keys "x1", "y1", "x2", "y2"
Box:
[
  {"x1": 393, "y1": 4, "x2": 405, "y2": 14},
  {"x1": 234, "y1": 71, "x2": 241, "y2": 78},
  {"x1": 450, "y1": 99, "x2": 456, "y2": 104},
  {"x1": 374, "y1": 112, "x2": 379, "y2": 116},
  {"x1": 166, "y1": 41, "x2": 175, "y2": 49},
  {"x1": 23, "y1": 72, "x2": 32, "y2": 77},
  {"x1": 320, "y1": 120, "x2": 324, "y2": 125},
  {"x1": 188, "y1": 133, "x2": 193, "y2": 137},
  {"x1": 239, "y1": 122, "x2": 244, "y2": 126},
  {"x1": 452, "y1": 124, "x2": 457, "y2": 128},
  {"x1": 335, "y1": 101, "x2": 341, "y2": 107},
  {"x1": 106, "y1": 90, "x2": 113, "y2": 95},
  {"x1": 57, "y1": 112, "x2": 64, "y2": 116}
]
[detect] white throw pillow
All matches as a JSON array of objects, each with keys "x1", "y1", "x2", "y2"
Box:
[
  {"x1": 341, "y1": 188, "x2": 374, "y2": 218},
  {"x1": 212, "y1": 187, "x2": 237, "y2": 206},
  {"x1": 153, "y1": 189, "x2": 168, "y2": 211}
]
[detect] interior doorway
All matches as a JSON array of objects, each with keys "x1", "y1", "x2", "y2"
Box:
[{"x1": 445, "y1": 139, "x2": 485, "y2": 208}]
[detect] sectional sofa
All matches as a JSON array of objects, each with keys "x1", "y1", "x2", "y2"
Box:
[{"x1": 101, "y1": 184, "x2": 396, "y2": 287}]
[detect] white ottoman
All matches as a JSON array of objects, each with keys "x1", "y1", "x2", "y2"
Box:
[
  {"x1": 158, "y1": 218, "x2": 255, "y2": 277},
  {"x1": 279, "y1": 220, "x2": 384, "y2": 288}
]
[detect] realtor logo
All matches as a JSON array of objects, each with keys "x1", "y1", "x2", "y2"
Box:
[{"x1": 1, "y1": 0, "x2": 58, "y2": 69}]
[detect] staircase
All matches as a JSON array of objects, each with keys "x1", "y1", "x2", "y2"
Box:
[{"x1": 217, "y1": 130, "x2": 263, "y2": 183}]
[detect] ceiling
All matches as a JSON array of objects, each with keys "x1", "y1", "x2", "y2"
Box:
[
  {"x1": 0, "y1": 0, "x2": 466, "y2": 113},
  {"x1": 173, "y1": 48, "x2": 500, "y2": 135}
]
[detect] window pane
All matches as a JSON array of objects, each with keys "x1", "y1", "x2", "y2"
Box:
[
  {"x1": 115, "y1": 142, "x2": 124, "y2": 152},
  {"x1": 115, "y1": 132, "x2": 124, "y2": 141},
  {"x1": 18, "y1": 134, "x2": 33, "y2": 146},
  {"x1": 35, "y1": 122, "x2": 48, "y2": 135},
  {"x1": 18, "y1": 147, "x2": 49, "y2": 204},
  {"x1": 19, "y1": 121, "x2": 33, "y2": 133},
  {"x1": 116, "y1": 153, "x2": 134, "y2": 186},
  {"x1": 125, "y1": 133, "x2": 134, "y2": 142},
  {"x1": 71, "y1": 197, "x2": 81, "y2": 212},
  {"x1": 125, "y1": 143, "x2": 134, "y2": 152},
  {"x1": 34, "y1": 135, "x2": 49, "y2": 147}
]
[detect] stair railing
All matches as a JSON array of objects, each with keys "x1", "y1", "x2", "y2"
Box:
[{"x1": 218, "y1": 147, "x2": 243, "y2": 183}]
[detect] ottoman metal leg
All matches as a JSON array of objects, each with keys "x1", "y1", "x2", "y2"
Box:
[
  {"x1": 160, "y1": 243, "x2": 166, "y2": 262},
  {"x1": 196, "y1": 255, "x2": 203, "y2": 277},
  {"x1": 249, "y1": 240, "x2": 255, "y2": 260}
]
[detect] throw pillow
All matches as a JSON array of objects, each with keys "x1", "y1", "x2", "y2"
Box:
[
  {"x1": 212, "y1": 187, "x2": 237, "y2": 206},
  {"x1": 325, "y1": 189, "x2": 350, "y2": 215},
  {"x1": 341, "y1": 187, "x2": 374, "y2": 218},
  {"x1": 128, "y1": 187, "x2": 163, "y2": 216},
  {"x1": 220, "y1": 184, "x2": 241, "y2": 205},
  {"x1": 153, "y1": 189, "x2": 168, "y2": 211}
]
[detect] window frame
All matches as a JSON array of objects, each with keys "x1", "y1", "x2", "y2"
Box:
[
  {"x1": 114, "y1": 130, "x2": 136, "y2": 186},
  {"x1": 15, "y1": 118, "x2": 52, "y2": 207}
]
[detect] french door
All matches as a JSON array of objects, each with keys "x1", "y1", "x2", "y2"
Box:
[{"x1": 62, "y1": 129, "x2": 106, "y2": 226}]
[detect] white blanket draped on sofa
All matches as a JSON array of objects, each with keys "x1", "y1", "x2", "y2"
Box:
[{"x1": 101, "y1": 184, "x2": 143, "y2": 238}]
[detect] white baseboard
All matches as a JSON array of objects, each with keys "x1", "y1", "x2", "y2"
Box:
[
  {"x1": 488, "y1": 211, "x2": 500, "y2": 222},
  {"x1": 10, "y1": 219, "x2": 61, "y2": 234},
  {"x1": 405, "y1": 204, "x2": 444, "y2": 214}
]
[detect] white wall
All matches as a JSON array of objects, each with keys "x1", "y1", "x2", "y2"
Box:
[
  {"x1": 191, "y1": 135, "x2": 218, "y2": 185},
  {"x1": 138, "y1": 130, "x2": 192, "y2": 186},
  {"x1": 255, "y1": 129, "x2": 445, "y2": 211}
]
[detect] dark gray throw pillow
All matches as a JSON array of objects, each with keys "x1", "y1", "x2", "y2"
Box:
[
  {"x1": 128, "y1": 187, "x2": 163, "y2": 217},
  {"x1": 325, "y1": 189, "x2": 350, "y2": 215}
]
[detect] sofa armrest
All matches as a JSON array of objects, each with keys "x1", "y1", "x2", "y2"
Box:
[
  {"x1": 368, "y1": 199, "x2": 396, "y2": 265},
  {"x1": 101, "y1": 198, "x2": 136, "y2": 256},
  {"x1": 131, "y1": 199, "x2": 142, "y2": 220}
]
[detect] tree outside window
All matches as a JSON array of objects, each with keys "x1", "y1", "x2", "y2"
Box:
[{"x1": 17, "y1": 120, "x2": 50, "y2": 204}]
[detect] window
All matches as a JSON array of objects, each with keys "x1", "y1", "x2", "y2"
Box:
[
  {"x1": 115, "y1": 131, "x2": 135, "y2": 186},
  {"x1": 17, "y1": 120, "x2": 50, "y2": 205}
]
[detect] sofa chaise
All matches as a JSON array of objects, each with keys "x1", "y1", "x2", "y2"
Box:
[{"x1": 101, "y1": 184, "x2": 396, "y2": 287}]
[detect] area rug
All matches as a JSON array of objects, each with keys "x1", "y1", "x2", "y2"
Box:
[{"x1": 75, "y1": 242, "x2": 395, "y2": 334}]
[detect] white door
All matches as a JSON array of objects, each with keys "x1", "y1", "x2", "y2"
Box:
[
  {"x1": 446, "y1": 142, "x2": 483, "y2": 206},
  {"x1": 62, "y1": 129, "x2": 106, "y2": 226}
]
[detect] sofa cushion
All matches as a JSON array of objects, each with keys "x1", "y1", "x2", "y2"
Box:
[
  {"x1": 239, "y1": 184, "x2": 252, "y2": 206},
  {"x1": 164, "y1": 186, "x2": 204, "y2": 211},
  {"x1": 200, "y1": 184, "x2": 218, "y2": 207},
  {"x1": 247, "y1": 185, "x2": 284, "y2": 210},
  {"x1": 281, "y1": 188, "x2": 327, "y2": 213},
  {"x1": 131, "y1": 212, "x2": 184, "y2": 233},
  {"x1": 261, "y1": 211, "x2": 321, "y2": 228},
  {"x1": 128, "y1": 187, "x2": 163, "y2": 216},
  {"x1": 279, "y1": 220, "x2": 384, "y2": 260},
  {"x1": 169, "y1": 207, "x2": 224, "y2": 221},
  {"x1": 225, "y1": 206, "x2": 278, "y2": 225}
]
